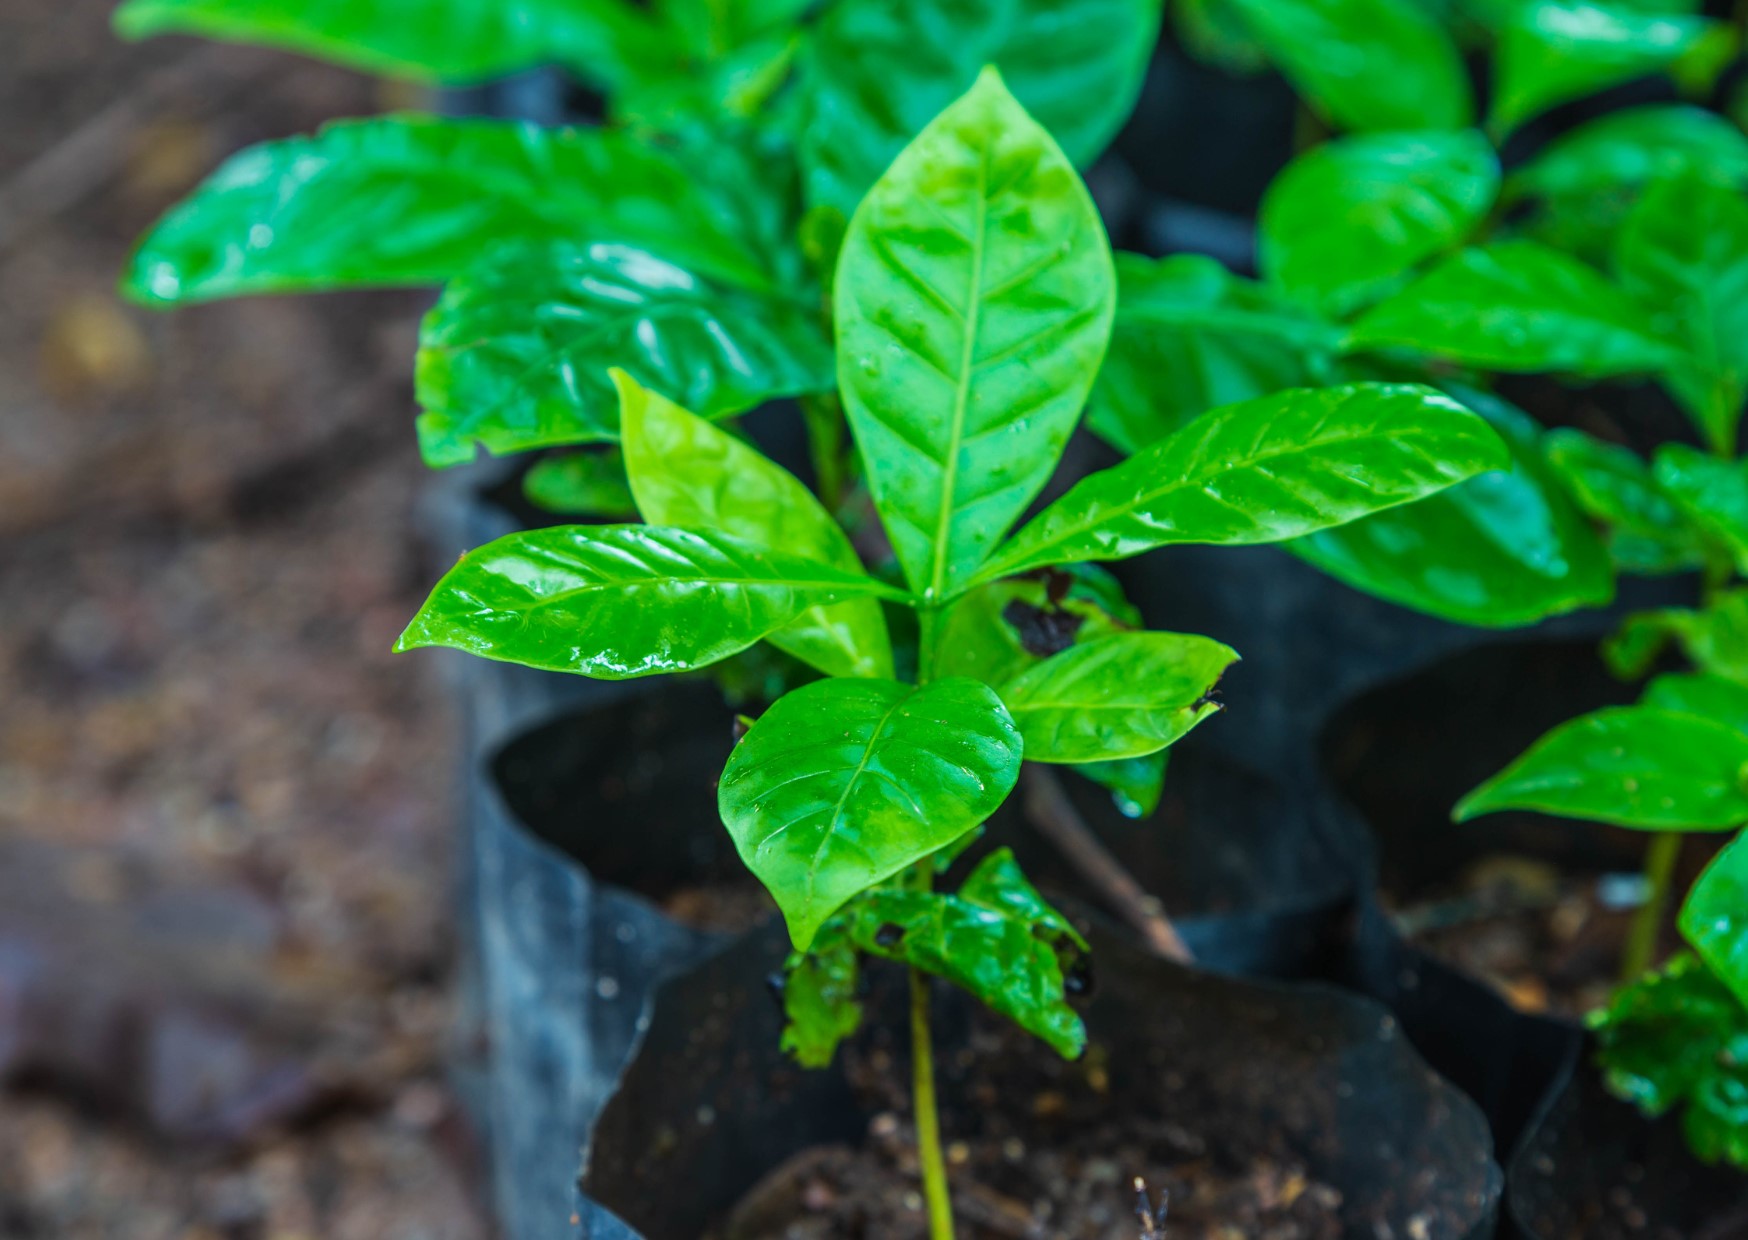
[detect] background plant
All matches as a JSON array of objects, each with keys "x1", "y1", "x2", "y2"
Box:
[{"x1": 395, "y1": 72, "x2": 1506, "y2": 1236}]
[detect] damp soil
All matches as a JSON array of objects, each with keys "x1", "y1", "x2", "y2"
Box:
[{"x1": 709, "y1": 1018, "x2": 1348, "y2": 1240}]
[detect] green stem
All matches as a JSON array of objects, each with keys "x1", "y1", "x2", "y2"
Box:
[
  {"x1": 801, "y1": 393, "x2": 848, "y2": 515},
  {"x1": 910, "y1": 967, "x2": 955, "y2": 1240},
  {"x1": 1622, "y1": 831, "x2": 1683, "y2": 983}
]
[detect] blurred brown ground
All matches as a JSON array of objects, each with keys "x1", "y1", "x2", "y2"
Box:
[{"x1": 0, "y1": 2, "x2": 489, "y2": 1236}]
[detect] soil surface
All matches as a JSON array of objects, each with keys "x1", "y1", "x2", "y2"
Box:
[
  {"x1": 0, "y1": 4, "x2": 485, "y2": 1235},
  {"x1": 710, "y1": 1020, "x2": 1346, "y2": 1240}
]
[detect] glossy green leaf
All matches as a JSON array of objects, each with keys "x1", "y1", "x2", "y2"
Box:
[
  {"x1": 415, "y1": 240, "x2": 832, "y2": 467},
  {"x1": 1260, "y1": 130, "x2": 1500, "y2": 317},
  {"x1": 1224, "y1": 0, "x2": 1472, "y2": 132},
  {"x1": 1654, "y1": 445, "x2": 1748, "y2": 574},
  {"x1": 1543, "y1": 428, "x2": 1704, "y2": 574},
  {"x1": 1073, "y1": 751, "x2": 1168, "y2": 819},
  {"x1": 395, "y1": 524, "x2": 901, "y2": 679},
  {"x1": 794, "y1": 0, "x2": 1161, "y2": 219},
  {"x1": 976, "y1": 383, "x2": 1507, "y2": 583},
  {"x1": 998, "y1": 632, "x2": 1237, "y2": 762},
  {"x1": 1348, "y1": 241, "x2": 1676, "y2": 378},
  {"x1": 1504, "y1": 105, "x2": 1748, "y2": 262},
  {"x1": 521, "y1": 449, "x2": 637, "y2": 518},
  {"x1": 1088, "y1": 253, "x2": 1343, "y2": 455},
  {"x1": 618, "y1": 373, "x2": 892, "y2": 679},
  {"x1": 848, "y1": 848, "x2": 1086, "y2": 1056},
  {"x1": 1491, "y1": 2, "x2": 1731, "y2": 137},
  {"x1": 1645, "y1": 674, "x2": 1748, "y2": 738},
  {"x1": 1606, "y1": 595, "x2": 1748, "y2": 684},
  {"x1": 1591, "y1": 953, "x2": 1748, "y2": 1171},
  {"x1": 1617, "y1": 178, "x2": 1748, "y2": 454},
  {"x1": 718, "y1": 677, "x2": 1024, "y2": 948},
  {"x1": 930, "y1": 565, "x2": 1139, "y2": 686},
  {"x1": 834, "y1": 68, "x2": 1116, "y2": 601},
  {"x1": 125, "y1": 117, "x2": 778, "y2": 305},
  {"x1": 1681, "y1": 832, "x2": 1748, "y2": 1009},
  {"x1": 778, "y1": 926, "x2": 864, "y2": 1068},
  {"x1": 1290, "y1": 387, "x2": 1613, "y2": 627},
  {"x1": 1454, "y1": 705, "x2": 1748, "y2": 830},
  {"x1": 113, "y1": 0, "x2": 667, "y2": 89}
]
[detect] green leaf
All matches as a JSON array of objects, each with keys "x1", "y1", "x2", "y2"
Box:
[
  {"x1": 930, "y1": 567, "x2": 1139, "y2": 687},
  {"x1": 975, "y1": 383, "x2": 1507, "y2": 583},
  {"x1": 1260, "y1": 130, "x2": 1500, "y2": 317},
  {"x1": 1591, "y1": 954, "x2": 1748, "y2": 1172},
  {"x1": 718, "y1": 677, "x2": 1024, "y2": 948},
  {"x1": 415, "y1": 240, "x2": 833, "y2": 467},
  {"x1": 779, "y1": 925, "x2": 864, "y2": 1068},
  {"x1": 113, "y1": 0, "x2": 668, "y2": 89},
  {"x1": 1073, "y1": 751, "x2": 1168, "y2": 819},
  {"x1": 1491, "y1": 2, "x2": 1731, "y2": 137},
  {"x1": 1347, "y1": 240, "x2": 1676, "y2": 378},
  {"x1": 618, "y1": 373, "x2": 892, "y2": 679},
  {"x1": 1289, "y1": 386, "x2": 1614, "y2": 627},
  {"x1": 1616, "y1": 178, "x2": 1748, "y2": 454},
  {"x1": 1653, "y1": 445, "x2": 1748, "y2": 575},
  {"x1": 1605, "y1": 595, "x2": 1748, "y2": 684},
  {"x1": 1504, "y1": 105, "x2": 1748, "y2": 263},
  {"x1": 521, "y1": 449, "x2": 638, "y2": 518},
  {"x1": 125, "y1": 117, "x2": 779, "y2": 305},
  {"x1": 998, "y1": 632, "x2": 1237, "y2": 762},
  {"x1": 1087, "y1": 253, "x2": 1343, "y2": 455},
  {"x1": 1644, "y1": 673, "x2": 1748, "y2": 738},
  {"x1": 395, "y1": 524, "x2": 901, "y2": 679},
  {"x1": 847, "y1": 848, "x2": 1087, "y2": 1056},
  {"x1": 1681, "y1": 832, "x2": 1748, "y2": 1010},
  {"x1": 833, "y1": 68, "x2": 1116, "y2": 601},
  {"x1": 794, "y1": 0, "x2": 1161, "y2": 219},
  {"x1": 1543, "y1": 428, "x2": 1705, "y2": 574},
  {"x1": 1223, "y1": 0, "x2": 1472, "y2": 132},
  {"x1": 1454, "y1": 705, "x2": 1748, "y2": 830}
]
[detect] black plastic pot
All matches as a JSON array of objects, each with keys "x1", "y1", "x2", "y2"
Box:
[{"x1": 574, "y1": 919, "x2": 1502, "y2": 1240}]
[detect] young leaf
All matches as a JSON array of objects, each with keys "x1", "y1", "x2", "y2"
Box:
[
  {"x1": 113, "y1": 0, "x2": 666, "y2": 90},
  {"x1": 1223, "y1": 0, "x2": 1472, "y2": 132},
  {"x1": 834, "y1": 67, "x2": 1116, "y2": 601},
  {"x1": 1073, "y1": 751, "x2": 1168, "y2": 819},
  {"x1": 718, "y1": 677, "x2": 1023, "y2": 949},
  {"x1": 974, "y1": 383, "x2": 1507, "y2": 583},
  {"x1": 618, "y1": 373, "x2": 893, "y2": 680},
  {"x1": 1289, "y1": 386, "x2": 1614, "y2": 627},
  {"x1": 522, "y1": 449, "x2": 638, "y2": 518},
  {"x1": 1616, "y1": 178, "x2": 1748, "y2": 454},
  {"x1": 1347, "y1": 241, "x2": 1676, "y2": 378},
  {"x1": 778, "y1": 925, "x2": 865, "y2": 1068},
  {"x1": 1680, "y1": 832, "x2": 1748, "y2": 1009},
  {"x1": 931, "y1": 570, "x2": 1136, "y2": 688},
  {"x1": 395, "y1": 525, "x2": 901, "y2": 678},
  {"x1": 1504, "y1": 105, "x2": 1748, "y2": 261},
  {"x1": 416, "y1": 241, "x2": 833, "y2": 467},
  {"x1": 1644, "y1": 674, "x2": 1748, "y2": 739},
  {"x1": 847, "y1": 848, "x2": 1087, "y2": 1057},
  {"x1": 124, "y1": 117, "x2": 778, "y2": 305},
  {"x1": 1606, "y1": 595, "x2": 1748, "y2": 685},
  {"x1": 1453, "y1": 706, "x2": 1748, "y2": 830},
  {"x1": 1490, "y1": 2, "x2": 1731, "y2": 138},
  {"x1": 1653, "y1": 445, "x2": 1748, "y2": 574},
  {"x1": 1260, "y1": 130, "x2": 1500, "y2": 317},
  {"x1": 998, "y1": 632, "x2": 1238, "y2": 762},
  {"x1": 1591, "y1": 954, "x2": 1748, "y2": 1171},
  {"x1": 1543, "y1": 428, "x2": 1705, "y2": 574},
  {"x1": 1088, "y1": 253, "x2": 1342, "y2": 455},
  {"x1": 794, "y1": 0, "x2": 1161, "y2": 219}
]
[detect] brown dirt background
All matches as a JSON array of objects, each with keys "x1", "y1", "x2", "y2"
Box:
[{"x1": 0, "y1": 2, "x2": 490, "y2": 1235}]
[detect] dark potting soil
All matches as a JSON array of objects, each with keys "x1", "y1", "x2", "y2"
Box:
[{"x1": 710, "y1": 1015, "x2": 1354, "y2": 1240}]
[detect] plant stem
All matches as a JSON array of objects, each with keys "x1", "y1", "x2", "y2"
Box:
[
  {"x1": 910, "y1": 966, "x2": 955, "y2": 1240},
  {"x1": 1622, "y1": 831, "x2": 1682, "y2": 983},
  {"x1": 801, "y1": 393, "x2": 848, "y2": 514}
]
